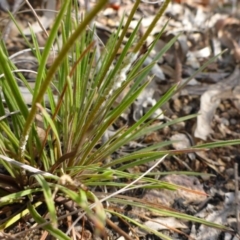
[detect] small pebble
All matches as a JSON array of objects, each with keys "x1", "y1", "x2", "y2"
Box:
[
  {"x1": 220, "y1": 117, "x2": 229, "y2": 126},
  {"x1": 230, "y1": 118, "x2": 237, "y2": 125}
]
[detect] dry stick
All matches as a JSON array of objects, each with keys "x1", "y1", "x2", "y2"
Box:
[
  {"x1": 235, "y1": 157, "x2": 240, "y2": 236},
  {"x1": 39, "y1": 230, "x2": 48, "y2": 240},
  {"x1": 137, "y1": 213, "x2": 194, "y2": 240},
  {"x1": 106, "y1": 218, "x2": 134, "y2": 240},
  {"x1": 66, "y1": 210, "x2": 77, "y2": 240},
  {"x1": 24, "y1": 0, "x2": 49, "y2": 38}
]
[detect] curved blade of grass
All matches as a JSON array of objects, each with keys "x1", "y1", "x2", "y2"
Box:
[
  {"x1": 0, "y1": 121, "x2": 19, "y2": 148},
  {"x1": 107, "y1": 209, "x2": 172, "y2": 240},
  {"x1": 80, "y1": 189, "x2": 106, "y2": 233},
  {"x1": 195, "y1": 139, "x2": 240, "y2": 149},
  {"x1": 0, "y1": 47, "x2": 29, "y2": 119},
  {"x1": 0, "y1": 201, "x2": 42, "y2": 230},
  {"x1": 110, "y1": 198, "x2": 231, "y2": 231},
  {"x1": 28, "y1": 202, "x2": 71, "y2": 240},
  {"x1": 34, "y1": 175, "x2": 57, "y2": 226},
  {"x1": 57, "y1": 184, "x2": 106, "y2": 232},
  {"x1": 0, "y1": 188, "x2": 41, "y2": 207}
]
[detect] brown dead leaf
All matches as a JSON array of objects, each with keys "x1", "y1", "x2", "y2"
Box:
[
  {"x1": 143, "y1": 217, "x2": 188, "y2": 231},
  {"x1": 143, "y1": 175, "x2": 207, "y2": 208},
  {"x1": 171, "y1": 133, "x2": 191, "y2": 150},
  {"x1": 215, "y1": 17, "x2": 240, "y2": 62},
  {"x1": 195, "y1": 66, "x2": 240, "y2": 140}
]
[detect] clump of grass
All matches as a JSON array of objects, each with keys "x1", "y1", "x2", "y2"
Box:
[{"x1": 0, "y1": 0, "x2": 238, "y2": 239}]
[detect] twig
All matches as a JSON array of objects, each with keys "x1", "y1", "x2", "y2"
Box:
[
  {"x1": 24, "y1": 0, "x2": 49, "y2": 38},
  {"x1": 39, "y1": 230, "x2": 48, "y2": 240},
  {"x1": 106, "y1": 218, "x2": 134, "y2": 240}
]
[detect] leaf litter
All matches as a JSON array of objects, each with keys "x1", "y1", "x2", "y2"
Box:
[{"x1": 0, "y1": 0, "x2": 240, "y2": 239}]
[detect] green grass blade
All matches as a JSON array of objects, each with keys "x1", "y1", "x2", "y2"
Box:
[{"x1": 28, "y1": 202, "x2": 71, "y2": 240}]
